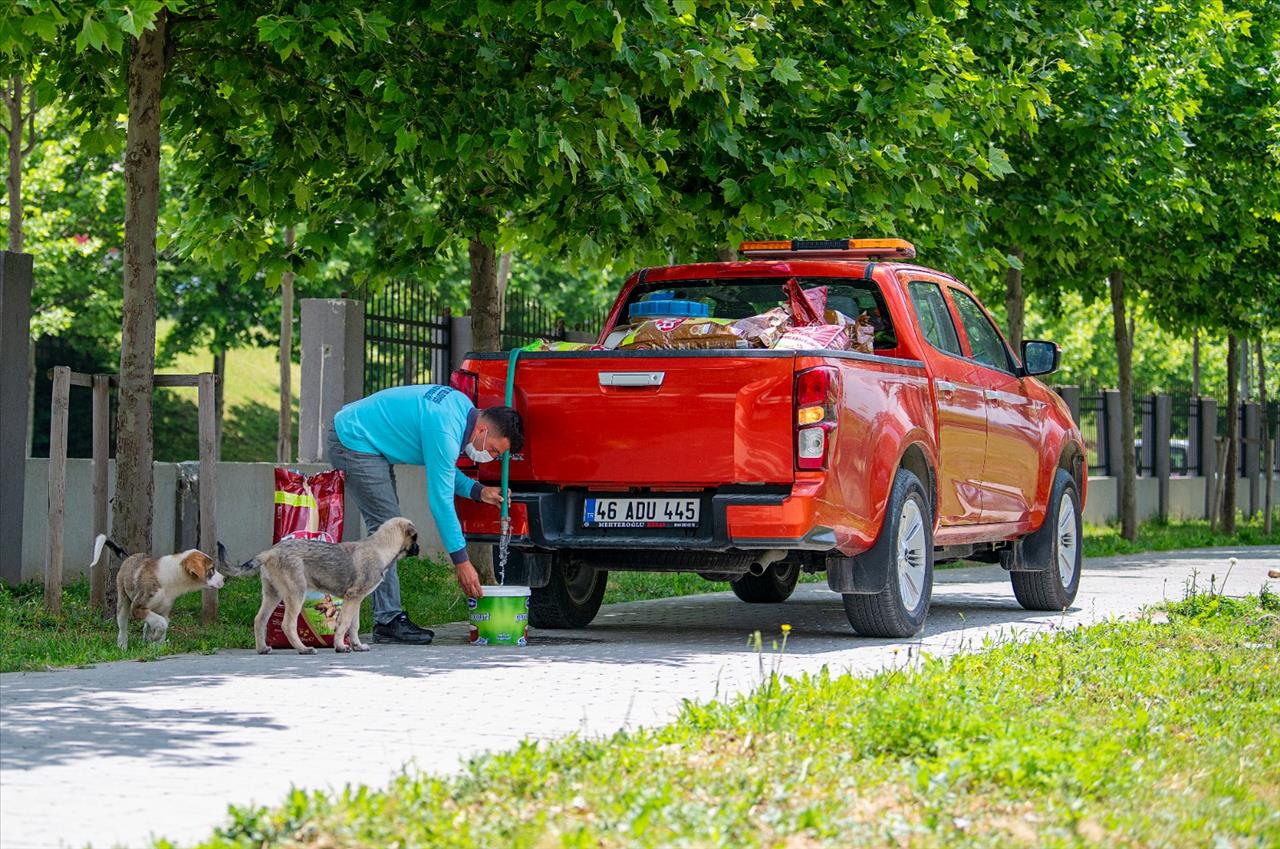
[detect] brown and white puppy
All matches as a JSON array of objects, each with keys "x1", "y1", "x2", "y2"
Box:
[
  {"x1": 90, "y1": 536, "x2": 226, "y2": 649},
  {"x1": 220, "y1": 517, "x2": 419, "y2": 655}
]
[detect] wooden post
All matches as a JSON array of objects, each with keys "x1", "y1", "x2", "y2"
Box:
[
  {"x1": 198, "y1": 372, "x2": 218, "y2": 624},
  {"x1": 90, "y1": 374, "x2": 111, "y2": 613},
  {"x1": 44, "y1": 366, "x2": 69, "y2": 614}
]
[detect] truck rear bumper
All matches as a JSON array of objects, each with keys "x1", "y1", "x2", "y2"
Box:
[{"x1": 458, "y1": 481, "x2": 838, "y2": 552}]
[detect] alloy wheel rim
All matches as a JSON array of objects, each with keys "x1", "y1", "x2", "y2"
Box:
[
  {"x1": 896, "y1": 497, "x2": 927, "y2": 611},
  {"x1": 1056, "y1": 494, "x2": 1078, "y2": 588}
]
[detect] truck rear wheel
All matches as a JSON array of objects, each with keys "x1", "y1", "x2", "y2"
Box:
[
  {"x1": 1011, "y1": 469, "x2": 1081, "y2": 611},
  {"x1": 730, "y1": 561, "x2": 800, "y2": 603},
  {"x1": 842, "y1": 470, "x2": 934, "y2": 638},
  {"x1": 529, "y1": 559, "x2": 608, "y2": 629}
]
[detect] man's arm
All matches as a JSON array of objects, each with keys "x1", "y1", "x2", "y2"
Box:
[{"x1": 454, "y1": 469, "x2": 483, "y2": 501}]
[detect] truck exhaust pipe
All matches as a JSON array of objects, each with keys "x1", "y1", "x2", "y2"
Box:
[{"x1": 747, "y1": 549, "x2": 788, "y2": 577}]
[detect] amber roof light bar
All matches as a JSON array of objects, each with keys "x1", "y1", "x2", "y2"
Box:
[{"x1": 739, "y1": 238, "x2": 916, "y2": 261}]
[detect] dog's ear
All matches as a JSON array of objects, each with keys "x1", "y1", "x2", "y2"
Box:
[{"x1": 181, "y1": 551, "x2": 214, "y2": 580}]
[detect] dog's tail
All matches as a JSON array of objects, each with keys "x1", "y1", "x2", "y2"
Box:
[
  {"x1": 89, "y1": 534, "x2": 129, "y2": 569},
  {"x1": 216, "y1": 542, "x2": 263, "y2": 577}
]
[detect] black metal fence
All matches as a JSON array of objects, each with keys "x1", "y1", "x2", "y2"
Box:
[
  {"x1": 500, "y1": 290, "x2": 608, "y2": 350},
  {"x1": 362, "y1": 283, "x2": 453, "y2": 395}
]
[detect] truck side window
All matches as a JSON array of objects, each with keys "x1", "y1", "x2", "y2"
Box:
[
  {"x1": 908, "y1": 282, "x2": 962, "y2": 356},
  {"x1": 952, "y1": 290, "x2": 1013, "y2": 372}
]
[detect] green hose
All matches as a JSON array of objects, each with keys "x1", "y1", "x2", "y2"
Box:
[{"x1": 500, "y1": 347, "x2": 520, "y2": 526}]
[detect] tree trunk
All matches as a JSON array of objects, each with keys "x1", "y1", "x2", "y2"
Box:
[
  {"x1": 1109, "y1": 270, "x2": 1137, "y2": 541},
  {"x1": 1222, "y1": 334, "x2": 1239, "y2": 533},
  {"x1": 278, "y1": 226, "x2": 294, "y2": 464},
  {"x1": 5, "y1": 76, "x2": 22, "y2": 252},
  {"x1": 212, "y1": 350, "x2": 225, "y2": 453},
  {"x1": 1259, "y1": 339, "x2": 1272, "y2": 534},
  {"x1": 1004, "y1": 247, "x2": 1025, "y2": 351},
  {"x1": 1241, "y1": 338, "x2": 1251, "y2": 400},
  {"x1": 716, "y1": 245, "x2": 738, "y2": 262},
  {"x1": 1192, "y1": 331, "x2": 1201, "y2": 397},
  {"x1": 468, "y1": 238, "x2": 502, "y2": 352},
  {"x1": 112, "y1": 10, "x2": 168, "y2": 557},
  {"x1": 496, "y1": 250, "x2": 514, "y2": 303}
]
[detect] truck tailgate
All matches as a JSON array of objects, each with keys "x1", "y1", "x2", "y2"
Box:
[{"x1": 467, "y1": 351, "x2": 798, "y2": 486}]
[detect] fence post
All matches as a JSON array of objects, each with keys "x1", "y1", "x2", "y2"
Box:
[
  {"x1": 1154, "y1": 394, "x2": 1172, "y2": 521},
  {"x1": 1243, "y1": 402, "x2": 1260, "y2": 519},
  {"x1": 0, "y1": 251, "x2": 33, "y2": 586},
  {"x1": 198, "y1": 372, "x2": 219, "y2": 624},
  {"x1": 1140, "y1": 393, "x2": 1155, "y2": 477},
  {"x1": 1103, "y1": 390, "x2": 1123, "y2": 478},
  {"x1": 298, "y1": 298, "x2": 365, "y2": 463},
  {"x1": 1198, "y1": 398, "x2": 1218, "y2": 519},
  {"x1": 90, "y1": 374, "x2": 111, "y2": 613},
  {"x1": 1056, "y1": 385, "x2": 1081, "y2": 426},
  {"x1": 44, "y1": 366, "x2": 70, "y2": 614},
  {"x1": 450, "y1": 313, "x2": 474, "y2": 373}
]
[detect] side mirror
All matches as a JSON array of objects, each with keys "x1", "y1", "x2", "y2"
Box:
[{"x1": 1021, "y1": 340, "x2": 1060, "y2": 376}]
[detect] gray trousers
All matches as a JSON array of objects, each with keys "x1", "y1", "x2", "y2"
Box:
[{"x1": 326, "y1": 428, "x2": 403, "y2": 625}]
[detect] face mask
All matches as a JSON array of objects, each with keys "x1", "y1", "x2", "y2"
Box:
[{"x1": 464, "y1": 434, "x2": 495, "y2": 464}]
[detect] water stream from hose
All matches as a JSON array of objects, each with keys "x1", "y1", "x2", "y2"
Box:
[{"x1": 497, "y1": 347, "x2": 521, "y2": 585}]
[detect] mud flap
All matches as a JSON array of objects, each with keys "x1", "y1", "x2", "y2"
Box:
[
  {"x1": 825, "y1": 551, "x2": 892, "y2": 595},
  {"x1": 492, "y1": 547, "x2": 554, "y2": 588}
]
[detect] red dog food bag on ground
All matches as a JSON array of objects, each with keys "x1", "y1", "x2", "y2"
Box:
[{"x1": 266, "y1": 468, "x2": 346, "y2": 648}]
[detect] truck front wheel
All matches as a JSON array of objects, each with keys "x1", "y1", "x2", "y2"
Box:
[
  {"x1": 529, "y1": 558, "x2": 608, "y2": 629},
  {"x1": 842, "y1": 470, "x2": 934, "y2": 638},
  {"x1": 1010, "y1": 469, "x2": 1081, "y2": 611},
  {"x1": 730, "y1": 561, "x2": 800, "y2": 603}
]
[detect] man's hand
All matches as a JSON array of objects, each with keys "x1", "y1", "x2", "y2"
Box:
[
  {"x1": 480, "y1": 486, "x2": 504, "y2": 507},
  {"x1": 455, "y1": 560, "x2": 484, "y2": 598}
]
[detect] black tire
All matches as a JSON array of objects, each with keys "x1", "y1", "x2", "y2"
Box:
[
  {"x1": 730, "y1": 561, "x2": 800, "y2": 603},
  {"x1": 1011, "y1": 469, "x2": 1081, "y2": 611},
  {"x1": 529, "y1": 558, "x2": 608, "y2": 629},
  {"x1": 843, "y1": 469, "x2": 934, "y2": 638}
]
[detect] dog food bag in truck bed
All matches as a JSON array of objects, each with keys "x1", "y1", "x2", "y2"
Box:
[{"x1": 266, "y1": 468, "x2": 346, "y2": 648}]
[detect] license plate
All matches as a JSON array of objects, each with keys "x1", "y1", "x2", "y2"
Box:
[{"x1": 583, "y1": 497, "x2": 700, "y2": 529}]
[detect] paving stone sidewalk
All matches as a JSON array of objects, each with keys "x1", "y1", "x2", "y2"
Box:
[{"x1": 2, "y1": 546, "x2": 1276, "y2": 849}]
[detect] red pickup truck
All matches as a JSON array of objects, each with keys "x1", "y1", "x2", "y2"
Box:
[{"x1": 454, "y1": 239, "x2": 1086, "y2": 638}]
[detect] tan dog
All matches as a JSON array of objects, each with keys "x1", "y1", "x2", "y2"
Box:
[
  {"x1": 220, "y1": 517, "x2": 419, "y2": 655},
  {"x1": 90, "y1": 536, "x2": 226, "y2": 649}
]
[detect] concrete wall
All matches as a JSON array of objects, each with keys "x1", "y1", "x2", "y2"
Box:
[
  {"x1": 15, "y1": 458, "x2": 453, "y2": 584},
  {"x1": 1083, "y1": 475, "x2": 1270, "y2": 525}
]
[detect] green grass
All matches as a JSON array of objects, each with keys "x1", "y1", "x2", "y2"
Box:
[
  {"x1": 166, "y1": 585, "x2": 1280, "y2": 849},
  {"x1": 1082, "y1": 514, "x2": 1279, "y2": 556},
  {"x1": 4, "y1": 518, "x2": 1276, "y2": 673}
]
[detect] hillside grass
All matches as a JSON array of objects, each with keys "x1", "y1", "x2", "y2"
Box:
[
  {"x1": 153, "y1": 321, "x2": 299, "y2": 463},
  {"x1": 169, "y1": 584, "x2": 1280, "y2": 849}
]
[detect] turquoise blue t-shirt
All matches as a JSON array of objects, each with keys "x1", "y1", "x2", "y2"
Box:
[{"x1": 333, "y1": 385, "x2": 481, "y2": 563}]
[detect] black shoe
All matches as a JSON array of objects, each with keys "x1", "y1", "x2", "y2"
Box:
[{"x1": 373, "y1": 613, "x2": 435, "y2": 645}]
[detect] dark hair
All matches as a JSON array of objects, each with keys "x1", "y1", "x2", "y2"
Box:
[{"x1": 481, "y1": 405, "x2": 524, "y2": 453}]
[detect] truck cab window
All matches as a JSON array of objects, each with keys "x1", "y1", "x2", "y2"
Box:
[
  {"x1": 622, "y1": 278, "x2": 897, "y2": 349},
  {"x1": 907, "y1": 281, "x2": 963, "y2": 356},
  {"x1": 952, "y1": 290, "x2": 1013, "y2": 372}
]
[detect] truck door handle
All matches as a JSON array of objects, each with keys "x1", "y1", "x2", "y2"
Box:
[
  {"x1": 599, "y1": 371, "x2": 665, "y2": 387},
  {"x1": 935, "y1": 380, "x2": 956, "y2": 399}
]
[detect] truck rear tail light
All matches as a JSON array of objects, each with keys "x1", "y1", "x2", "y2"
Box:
[
  {"x1": 795, "y1": 366, "x2": 840, "y2": 470},
  {"x1": 450, "y1": 369, "x2": 479, "y2": 402}
]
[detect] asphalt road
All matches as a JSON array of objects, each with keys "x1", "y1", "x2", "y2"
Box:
[{"x1": 1, "y1": 546, "x2": 1276, "y2": 849}]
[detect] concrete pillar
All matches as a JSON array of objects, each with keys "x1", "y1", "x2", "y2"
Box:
[
  {"x1": 1, "y1": 251, "x2": 33, "y2": 585},
  {"x1": 450, "y1": 313, "x2": 474, "y2": 373},
  {"x1": 1104, "y1": 390, "x2": 1123, "y2": 478},
  {"x1": 1056, "y1": 385, "x2": 1081, "y2": 426},
  {"x1": 298, "y1": 299, "x2": 365, "y2": 463},
  {"x1": 1154, "y1": 394, "x2": 1172, "y2": 521},
  {"x1": 1198, "y1": 398, "x2": 1218, "y2": 518},
  {"x1": 1243, "y1": 402, "x2": 1260, "y2": 518}
]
